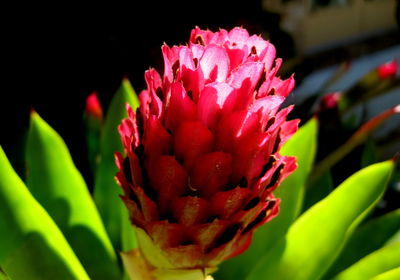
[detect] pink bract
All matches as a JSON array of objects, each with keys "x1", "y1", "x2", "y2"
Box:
[{"x1": 116, "y1": 26, "x2": 298, "y2": 270}]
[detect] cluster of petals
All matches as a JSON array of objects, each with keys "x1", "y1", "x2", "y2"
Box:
[{"x1": 116, "y1": 26, "x2": 298, "y2": 269}]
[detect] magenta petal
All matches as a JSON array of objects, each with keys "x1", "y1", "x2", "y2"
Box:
[
  {"x1": 114, "y1": 151, "x2": 124, "y2": 170},
  {"x1": 228, "y1": 27, "x2": 249, "y2": 48},
  {"x1": 246, "y1": 35, "x2": 269, "y2": 57},
  {"x1": 178, "y1": 46, "x2": 196, "y2": 70},
  {"x1": 232, "y1": 132, "x2": 271, "y2": 183},
  {"x1": 198, "y1": 82, "x2": 236, "y2": 130},
  {"x1": 190, "y1": 26, "x2": 215, "y2": 45},
  {"x1": 132, "y1": 185, "x2": 159, "y2": 222},
  {"x1": 225, "y1": 47, "x2": 246, "y2": 71},
  {"x1": 174, "y1": 121, "x2": 214, "y2": 170},
  {"x1": 216, "y1": 111, "x2": 260, "y2": 153},
  {"x1": 164, "y1": 82, "x2": 198, "y2": 131},
  {"x1": 148, "y1": 156, "x2": 188, "y2": 213},
  {"x1": 271, "y1": 75, "x2": 295, "y2": 97},
  {"x1": 211, "y1": 187, "x2": 251, "y2": 219},
  {"x1": 250, "y1": 95, "x2": 285, "y2": 129},
  {"x1": 228, "y1": 62, "x2": 264, "y2": 111},
  {"x1": 190, "y1": 44, "x2": 205, "y2": 61},
  {"x1": 144, "y1": 69, "x2": 163, "y2": 117},
  {"x1": 259, "y1": 41, "x2": 276, "y2": 71},
  {"x1": 256, "y1": 58, "x2": 283, "y2": 98},
  {"x1": 200, "y1": 44, "x2": 230, "y2": 83},
  {"x1": 118, "y1": 110, "x2": 139, "y2": 153},
  {"x1": 162, "y1": 44, "x2": 181, "y2": 83},
  {"x1": 143, "y1": 115, "x2": 173, "y2": 160},
  {"x1": 116, "y1": 26, "x2": 298, "y2": 270},
  {"x1": 279, "y1": 119, "x2": 300, "y2": 147},
  {"x1": 126, "y1": 152, "x2": 143, "y2": 187},
  {"x1": 190, "y1": 151, "x2": 233, "y2": 198},
  {"x1": 178, "y1": 47, "x2": 205, "y2": 103},
  {"x1": 228, "y1": 62, "x2": 264, "y2": 90}
]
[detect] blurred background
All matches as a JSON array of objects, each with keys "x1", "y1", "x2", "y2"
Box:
[{"x1": 1, "y1": 0, "x2": 399, "y2": 205}]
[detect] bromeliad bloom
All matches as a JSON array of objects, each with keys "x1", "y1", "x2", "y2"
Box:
[{"x1": 115, "y1": 26, "x2": 298, "y2": 276}]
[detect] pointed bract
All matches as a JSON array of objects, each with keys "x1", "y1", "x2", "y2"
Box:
[{"x1": 116, "y1": 27, "x2": 298, "y2": 270}]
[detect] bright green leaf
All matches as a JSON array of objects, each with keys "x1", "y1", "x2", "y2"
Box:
[
  {"x1": 121, "y1": 207, "x2": 138, "y2": 280},
  {"x1": 121, "y1": 207, "x2": 138, "y2": 252},
  {"x1": 216, "y1": 117, "x2": 318, "y2": 280},
  {"x1": 0, "y1": 146, "x2": 90, "y2": 280},
  {"x1": 369, "y1": 267, "x2": 400, "y2": 280},
  {"x1": 385, "y1": 229, "x2": 400, "y2": 245},
  {"x1": 0, "y1": 267, "x2": 9, "y2": 280},
  {"x1": 247, "y1": 160, "x2": 394, "y2": 280},
  {"x1": 25, "y1": 112, "x2": 120, "y2": 280},
  {"x1": 324, "y1": 208, "x2": 400, "y2": 278},
  {"x1": 94, "y1": 78, "x2": 140, "y2": 251},
  {"x1": 331, "y1": 242, "x2": 400, "y2": 280}
]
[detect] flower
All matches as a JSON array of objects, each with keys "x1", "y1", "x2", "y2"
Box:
[
  {"x1": 115, "y1": 27, "x2": 298, "y2": 273},
  {"x1": 85, "y1": 92, "x2": 103, "y2": 121},
  {"x1": 377, "y1": 60, "x2": 398, "y2": 79}
]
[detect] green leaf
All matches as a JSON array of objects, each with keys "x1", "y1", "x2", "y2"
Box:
[
  {"x1": 216, "y1": 118, "x2": 318, "y2": 280},
  {"x1": 25, "y1": 112, "x2": 121, "y2": 280},
  {"x1": 247, "y1": 160, "x2": 394, "y2": 280},
  {"x1": 0, "y1": 267, "x2": 9, "y2": 280},
  {"x1": 94, "y1": 78, "x2": 140, "y2": 251},
  {"x1": 121, "y1": 208, "x2": 138, "y2": 280},
  {"x1": 331, "y1": 242, "x2": 400, "y2": 280},
  {"x1": 369, "y1": 267, "x2": 400, "y2": 280},
  {"x1": 121, "y1": 207, "x2": 138, "y2": 252},
  {"x1": 324, "y1": 208, "x2": 400, "y2": 278},
  {"x1": 0, "y1": 146, "x2": 90, "y2": 280},
  {"x1": 385, "y1": 229, "x2": 400, "y2": 245}
]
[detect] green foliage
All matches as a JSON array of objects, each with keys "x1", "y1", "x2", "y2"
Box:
[
  {"x1": 0, "y1": 146, "x2": 90, "y2": 280},
  {"x1": 93, "y1": 78, "x2": 139, "y2": 251},
  {"x1": 331, "y1": 242, "x2": 400, "y2": 280},
  {"x1": 25, "y1": 112, "x2": 120, "y2": 280},
  {"x1": 216, "y1": 117, "x2": 318, "y2": 280},
  {"x1": 370, "y1": 267, "x2": 400, "y2": 280},
  {"x1": 0, "y1": 70, "x2": 398, "y2": 280},
  {"x1": 325, "y1": 209, "x2": 400, "y2": 278},
  {"x1": 247, "y1": 160, "x2": 394, "y2": 280}
]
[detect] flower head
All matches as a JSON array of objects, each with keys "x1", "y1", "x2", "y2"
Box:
[
  {"x1": 116, "y1": 27, "x2": 298, "y2": 271},
  {"x1": 377, "y1": 60, "x2": 398, "y2": 79},
  {"x1": 85, "y1": 92, "x2": 103, "y2": 121}
]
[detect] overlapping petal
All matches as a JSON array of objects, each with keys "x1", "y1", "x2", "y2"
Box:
[{"x1": 116, "y1": 26, "x2": 298, "y2": 270}]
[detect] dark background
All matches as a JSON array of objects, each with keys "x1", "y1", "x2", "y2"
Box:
[
  {"x1": 1, "y1": 1, "x2": 399, "y2": 188},
  {"x1": 1, "y1": 1, "x2": 278, "y2": 183}
]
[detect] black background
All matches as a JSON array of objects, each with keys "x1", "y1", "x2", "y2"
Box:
[
  {"x1": 1, "y1": 1, "x2": 275, "y2": 183},
  {"x1": 1, "y1": 2, "x2": 399, "y2": 213}
]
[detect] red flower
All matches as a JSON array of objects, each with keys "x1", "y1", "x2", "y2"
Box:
[
  {"x1": 85, "y1": 92, "x2": 103, "y2": 120},
  {"x1": 116, "y1": 27, "x2": 298, "y2": 271},
  {"x1": 377, "y1": 60, "x2": 398, "y2": 79}
]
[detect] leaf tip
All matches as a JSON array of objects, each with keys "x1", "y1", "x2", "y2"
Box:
[{"x1": 392, "y1": 152, "x2": 400, "y2": 164}]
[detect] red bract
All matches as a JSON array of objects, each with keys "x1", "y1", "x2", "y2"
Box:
[
  {"x1": 377, "y1": 60, "x2": 398, "y2": 79},
  {"x1": 85, "y1": 92, "x2": 103, "y2": 120},
  {"x1": 116, "y1": 27, "x2": 298, "y2": 271}
]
